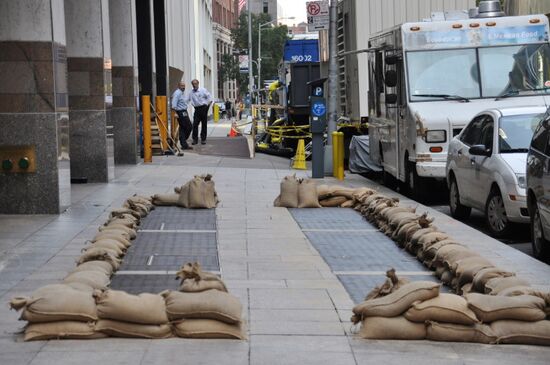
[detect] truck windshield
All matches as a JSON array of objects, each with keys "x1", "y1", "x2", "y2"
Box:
[
  {"x1": 407, "y1": 44, "x2": 550, "y2": 102},
  {"x1": 498, "y1": 113, "x2": 544, "y2": 153}
]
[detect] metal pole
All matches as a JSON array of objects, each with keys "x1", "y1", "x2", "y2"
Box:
[
  {"x1": 247, "y1": 0, "x2": 254, "y2": 102},
  {"x1": 142, "y1": 95, "x2": 152, "y2": 163},
  {"x1": 258, "y1": 23, "x2": 261, "y2": 98},
  {"x1": 327, "y1": 0, "x2": 338, "y2": 145}
]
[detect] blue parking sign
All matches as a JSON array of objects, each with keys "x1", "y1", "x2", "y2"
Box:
[{"x1": 312, "y1": 101, "x2": 326, "y2": 117}]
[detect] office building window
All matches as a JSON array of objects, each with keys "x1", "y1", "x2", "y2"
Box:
[{"x1": 263, "y1": 1, "x2": 268, "y2": 13}]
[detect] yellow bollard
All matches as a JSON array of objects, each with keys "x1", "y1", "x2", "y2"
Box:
[
  {"x1": 213, "y1": 103, "x2": 219, "y2": 123},
  {"x1": 332, "y1": 131, "x2": 339, "y2": 178},
  {"x1": 155, "y1": 96, "x2": 168, "y2": 151},
  {"x1": 292, "y1": 139, "x2": 307, "y2": 170},
  {"x1": 337, "y1": 132, "x2": 345, "y2": 180},
  {"x1": 142, "y1": 95, "x2": 152, "y2": 163}
]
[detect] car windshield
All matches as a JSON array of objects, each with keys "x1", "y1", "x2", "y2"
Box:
[
  {"x1": 407, "y1": 44, "x2": 550, "y2": 101},
  {"x1": 498, "y1": 113, "x2": 544, "y2": 153}
]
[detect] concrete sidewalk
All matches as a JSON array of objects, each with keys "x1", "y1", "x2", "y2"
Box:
[{"x1": 1, "y1": 130, "x2": 550, "y2": 364}]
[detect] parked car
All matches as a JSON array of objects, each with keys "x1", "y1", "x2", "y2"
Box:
[
  {"x1": 527, "y1": 108, "x2": 550, "y2": 261},
  {"x1": 446, "y1": 107, "x2": 545, "y2": 238}
]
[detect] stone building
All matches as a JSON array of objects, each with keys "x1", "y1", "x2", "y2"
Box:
[{"x1": 213, "y1": 0, "x2": 239, "y2": 102}]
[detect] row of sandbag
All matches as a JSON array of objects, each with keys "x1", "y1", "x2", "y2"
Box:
[
  {"x1": 151, "y1": 174, "x2": 219, "y2": 209},
  {"x1": 10, "y1": 262, "x2": 244, "y2": 341},
  {"x1": 352, "y1": 276, "x2": 550, "y2": 345},
  {"x1": 273, "y1": 175, "x2": 370, "y2": 208}
]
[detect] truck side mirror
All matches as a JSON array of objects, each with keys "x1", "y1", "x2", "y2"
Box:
[
  {"x1": 386, "y1": 94, "x2": 398, "y2": 104},
  {"x1": 385, "y1": 70, "x2": 397, "y2": 87}
]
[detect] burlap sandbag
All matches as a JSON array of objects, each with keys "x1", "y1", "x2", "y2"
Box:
[
  {"x1": 404, "y1": 293, "x2": 479, "y2": 325},
  {"x1": 10, "y1": 284, "x2": 97, "y2": 323},
  {"x1": 77, "y1": 247, "x2": 122, "y2": 270},
  {"x1": 180, "y1": 279, "x2": 228, "y2": 293},
  {"x1": 454, "y1": 257, "x2": 494, "y2": 287},
  {"x1": 152, "y1": 193, "x2": 180, "y2": 206},
  {"x1": 99, "y1": 224, "x2": 136, "y2": 239},
  {"x1": 497, "y1": 287, "x2": 550, "y2": 313},
  {"x1": 109, "y1": 208, "x2": 141, "y2": 220},
  {"x1": 63, "y1": 271, "x2": 111, "y2": 289},
  {"x1": 465, "y1": 293, "x2": 546, "y2": 322},
  {"x1": 24, "y1": 321, "x2": 106, "y2": 341},
  {"x1": 95, "y1": 319, "x2": 172, "y2": 339},
  {"x1": 89, "y1": 241, "x2": 125, "y2": 257},
  {"x1": 406, "y1": 227, "x2": 438, "y2": 254},
  {"x1": 92, "y1": 233, "x2": 131, "y2": 248},
  {"x1": 189, "y1": 176, "x2": 218, "y2": 209},
  {"x1": 316, "y1": 184, "x2": 331, "y2": 200},
  {"x1": 364, "y1": 268, "x2": 410, "y2": 301},
  {"x1": 298, "y1": 179, "x2": 321, "y2": 208},
  {"x1": 172, "y1": 319, "x2": 245, "y2": 339},
  {"x1": 319, "y1": 196, "x2": 348, "y2": 207},
  {"x1": 71, "y1": 260, "x2": 114, "y2": 276},
  {"x1": 472, "y1": 267, "x2": 515, "y2": 293},
  {"x1": 176, "y1": 262, "x2": 222, "y2": 282},
  {"x1": 426, "y1": 321, "x2": 497, "y2": 344},
  {"x1": 429, "y1": 244, "x2": 470, "y2": 269},
  {"x1": 275, "y1": 175, "x2": 300, "y2": 208},
  {"x1": 340, "y1": 199, "x2": 355, "y2": 208},
  {"x1": 422, "y1": 241, "x2": 462, "y2": 266},
  {"x1": 107, "y1": 214, "x2": 139, "y2": 225},
  {"x1": 162, "y1": 289, "x2": 242, "y2": 323},
  {"x1": 352, "y1": 281, "x2": 440, "y2": 321},
  {"x1": 91, "y1": 237, "x2": 128, "y2": 251},
  {"x1": 94, "y1": 289, "x2": 168, "y2": 325},
  {"x1": 359, "y1": 316, "x2": 426, "y2": 340},
  {"x1": 177, "y1": 181, "x2": 192, "y2": 208},
  {"x1": 102, "y1": 218, "x2": 137, "y2": 229},
  {"x1": 491, "y1": 320, "x2": 550, "y2": 346},
  {"x1": 94, "y1": 228, "x2": 132, "y2": 241},
  {"x1": 485, "y1": 276, "x2": 530, "y2": 295}
]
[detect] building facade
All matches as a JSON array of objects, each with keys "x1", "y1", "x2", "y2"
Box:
[
  {"x1": 249, "y1": 0, "x2": 278, "y2": 21},
  {"x1": 213, "y1": 0, "x2": 239, "y2": 102}
]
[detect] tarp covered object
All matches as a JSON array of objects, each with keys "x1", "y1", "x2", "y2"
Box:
[{"x1": 349, "y1": 135, "x2": 382, "y2": 173}]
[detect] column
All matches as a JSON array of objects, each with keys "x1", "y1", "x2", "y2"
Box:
[
  {"x1": 65, "y1": 0, "x2": 114, "y2": 182},
  {"x1": 109, "y1": 0, "x2": 139, "y2": 164},
  {"x1": 0, "y1": 0, "x2": 70, "y2": 214}
]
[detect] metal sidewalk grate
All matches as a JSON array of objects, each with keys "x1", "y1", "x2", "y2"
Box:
[
  {"x1": 109, "y1": 274, "x2": 178, "y2": 294},
  {"x1": 139, "y1": 207, "x2": 217, "y2": 230},
  {"x1": 289, "y1": 208, "x2": 367, "y2": 230}
]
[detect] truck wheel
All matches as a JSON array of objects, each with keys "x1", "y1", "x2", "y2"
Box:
[
  {"x1": 485, "y1": 188, "x2": 512, "y2": 238},
  {"x1": 449, "y1": 177, "x2": 471, "y2": 220},
  {"x1": 531, "y1": 204, "x2": 550, "y2": 262},
  {"x1": 406, "y1": 161, "x2": 427, "y2": 201}
]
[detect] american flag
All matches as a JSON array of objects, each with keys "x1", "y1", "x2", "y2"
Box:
[{"x1": 238, "y1": 0, "x2": 246, "y2": 14}]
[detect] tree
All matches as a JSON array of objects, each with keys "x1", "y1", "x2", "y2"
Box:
[{"x1": 222, "y1": 11, "x2": 289, "y2": 96}]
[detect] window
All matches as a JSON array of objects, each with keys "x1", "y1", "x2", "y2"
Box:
[
  {"x1": 263, "y1": 1, "x2": 268, "y2": 13},
  {"x1": 479, "y1": 118, "x2": 494, "y2": 151},
  {"x1": 530, "y1": 119, "x2": 550, "y2": 153},
  {"x1": 460, "y1": 116, "x2": 485, "y2": 146},
  {"x1": 498, "y1": 113, "x2": 543, "y2": 153}
]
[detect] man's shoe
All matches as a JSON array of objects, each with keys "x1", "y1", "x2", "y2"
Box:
[
  {"x1": 201, "y1": 141, "x2": 206, "y2": 145},
  {"x1": 192, "y1": 141, "x2": 198, "y2": 145}
]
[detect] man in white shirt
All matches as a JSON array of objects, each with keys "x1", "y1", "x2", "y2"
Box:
[
  {"x1": 190, "y1": 79, "x2": 212, "y2": 145},
  {"x1": 171, "y1": 82, "x2": 192, "y2": 150}
]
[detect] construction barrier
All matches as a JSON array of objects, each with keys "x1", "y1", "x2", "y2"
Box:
[{"x1": 141, "y1": 95, "x2": 152, "y2": 163}]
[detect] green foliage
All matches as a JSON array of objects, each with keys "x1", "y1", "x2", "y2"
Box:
[{"x1": 226, "y1": 11, "x2": 289, "y2": 96}]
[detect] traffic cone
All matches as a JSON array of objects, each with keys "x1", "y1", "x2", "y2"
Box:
[{"x1": 292, "y1": 139, "x2": 307, "y2": 170}]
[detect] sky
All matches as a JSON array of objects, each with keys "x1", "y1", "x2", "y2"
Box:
[{"x1": 278, "y1": 0, "x2": 309, "y2": 26}]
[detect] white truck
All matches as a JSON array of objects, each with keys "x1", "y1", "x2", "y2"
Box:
[{"x1": 367, "y1": 1, "x2": 550, "y2": 198}]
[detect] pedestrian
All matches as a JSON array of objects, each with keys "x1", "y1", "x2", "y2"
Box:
[
  {"x1": 171, "y1": 81, "x2": 192, "y2": 150},
  {"x1": 190, "y1": 79, "x2": 212, "y2": 145},
  {"x1": 225, "y1": 99, "x2": 232, "y2": 119}
]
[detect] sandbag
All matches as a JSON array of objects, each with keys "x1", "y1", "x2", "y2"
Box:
[
  {"x1": 152, "y1": 193, "x2": 180, "y2": 206},
  {"x1": 275, "y1": 175, "x2": 299, "y2": 208},
  {"x1": 24, "y1": 321, "x2": 106, "y2": 341},
  {"x1": 298, "y1": 179, "x2": 321, "y2": 208},
  {"x1": 99, "y1": 224, "x2": 136, "y2": 239},
  {"x1": 94, "y1": 289, "x2": 168, "y2": 325},
  {"x1": 173, "y1": 319, "x2": 245, "y2": 339},
  {"x1": 406, "y1": 227, "x2": 438, "y2": 254},
  {"x1": 405, "y1": 293, "x2": 479, "y2": 325},
  {"x1": 454, "y1": 257, "x2": 494, "y2": 287},
  {"x1": 102, "y1": 218, "x2": 137, "y2": 229},
  {"x1": 71, "y1": 260, "x2": 114, "y2": 276},
  {"x1": 10, "y1": 284, "x2": 97, "y2": 323},
  {"x1": 497, "y1": 287, "x2": 550, "y2": 310},
  {"x1": 77, "y1": 247, "x2": 121, "y2": 270},
  {"x1": 465, "y1": 293, "x2": 546, "y2": 323},
  {"x1": 107, "y1": 214, "x2": 139, "y2": 225},
  {"x1": 422, "y1": 240, "x2": 462, "y2": 266},
  {"x1": 180, "y1": 279, "x2": 228, "y2": 293},
  {"x1": 92, "y1": 237, "x2": 128, "y2": 251},
  {"x1": 491, "y1": 320, "x2": 550, "y2": 346},
  {"x1": 177, "y1": 181, "x2": 191, "y2": 208},
  {"x1": 316, "y1": 184, "x2": 331, "y2": 200},
  {"x1": 88, "y1": 241, "x2": 125, "y2": 257},
  {"x1": 352, "y1": 281, "x2": 440, "y2": 321},
  {"x1": 63, "y1": 271, "x2": 111, "y2": 289},
  {"x1": 176, "y1": 262, "x2": 222, "y2": 282},
  {"x1": 359, "y1": 316, "x2": 426, "y2": 340},
  {"x1": 485, "y1": 277, "x2": 530, "y2": 295},
  {"x1": 92, "y1": 233, "x2": 131, "y2": 248},
  {"x1": 109, "y1": 208, "x2": 141, "y2": 220},
  {"x1": 188, "y1": 175, "x2": 218, "y2": 209},
  {"x1": 319, "y1": 196, "x2": 348, "y2": 207},
  {"x1": 426, "y1": 321, "x2": 497, "y2": 344},
  {"x1": 162, "y1": 290, "x2": 242, "y2": 323},
  {"x1": 340, "y1": 199, "x2": 355, "y2": 208},
  {"x1": 364, "y1": 269, "x2": 410, "y2": 301},
  {"x1": 94, "y1": 228, "x2": 131, "y2": 241},
  {"x1": 95, "y1": 319, "x2": 172, "y2": 339},
  {"x1": 472, "y1": 267, "x2": 515, "y2": 293}
]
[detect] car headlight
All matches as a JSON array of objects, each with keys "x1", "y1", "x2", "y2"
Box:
[
  {"x1": 516, "y1": 174, "x2": 526, "y2": 189},
  {"x1": 425, "y1": 130, "x2": 447, "y2": 143}
]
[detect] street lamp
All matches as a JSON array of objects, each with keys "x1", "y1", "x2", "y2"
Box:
[{"x1": 258, "y1": 17, "x2": 295, "y2": 97}]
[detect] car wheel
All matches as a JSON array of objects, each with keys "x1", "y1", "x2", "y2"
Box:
[
  {"x1": 449, "y1": 177, "x2": 471, "y2": 220},
  {"x1": 485, "y1": 189, "x2": 512, "y2": 238},
  {"x1": 531, "y1": 205, "x2": 550, "y2": 262},
  {"x1": 406, "y1": 162, "x2": 427, "y2": 201}
]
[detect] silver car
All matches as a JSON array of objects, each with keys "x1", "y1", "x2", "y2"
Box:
[{"x1": 446, "y1": 107, "x2": 545, "y2": 238}]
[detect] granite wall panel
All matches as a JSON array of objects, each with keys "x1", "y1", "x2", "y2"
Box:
[{"x1": 111, "y1": 107, "x2": 138, "y2": 164}]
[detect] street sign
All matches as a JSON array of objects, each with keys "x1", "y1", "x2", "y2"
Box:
[
  {"x1": 238, "y1": 55, "x2": 249, "y2": 73},
  {"x1": 306, "y1": 1, "x2": 329, "y2": 32}
]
